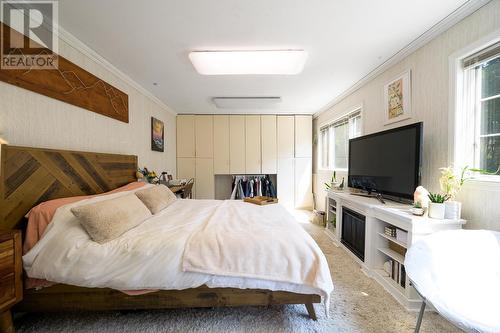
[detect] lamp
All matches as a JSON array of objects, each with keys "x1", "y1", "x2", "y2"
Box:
[{"x1": 188, "y1": 50, "x2": 308, "y2": 75}]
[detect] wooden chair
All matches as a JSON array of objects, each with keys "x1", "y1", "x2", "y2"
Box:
[{"x1": 181, "y1": 179, "x2": 194, "y2": 199}]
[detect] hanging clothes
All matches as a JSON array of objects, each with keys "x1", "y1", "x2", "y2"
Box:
[{"x1": 230, "y1": 175, "x2": 276, "y2": 200}]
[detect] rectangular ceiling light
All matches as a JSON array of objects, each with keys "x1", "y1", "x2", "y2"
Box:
[
  {"x1": 213, "y1": 97, "x2": 282, "y2": 109},
  {"x1": 189, "y1": 50, "x2": 307, "y2": 75}
]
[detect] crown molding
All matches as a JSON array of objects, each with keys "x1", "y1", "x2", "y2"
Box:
[
  {"x1": 56, "y1": 26, "x2": 177, "y2": 116},
  {"x1": 313, "y1": 0, "x2": 491, "y2": 118}
]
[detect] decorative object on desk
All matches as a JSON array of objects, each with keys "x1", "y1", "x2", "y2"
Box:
[
  {"x1": 383, "y1": 69, "x2": 412, "y2": 125},
  {"x1": 427, "y1": 193, "x2": 449, "y2": 219},
  {"x1": 439, "y1": 165, "x2": 499, "y2": 219},
  {"x1": 413, "y1": 186, "x2": 430, "y2": 208},
  {"x1": 138, "y1": 167, "x2": 158, "y2": 184},
  {"x1": 158, "y1": 172, "x2": 170, "y2": 186},
  {"x1": 151, "y1": 117, "x2": 165, "y2": 152},
  {"x1": 411, "y1": 201, "x2": 425, "y2": 216},
  {"x1": 243, "y1": 196, "x2": 278, "y2": 205}
]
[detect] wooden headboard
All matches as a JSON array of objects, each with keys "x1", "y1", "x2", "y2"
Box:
[{"x1": 0, "y1": 145, "x2": 138, "y2": 230}]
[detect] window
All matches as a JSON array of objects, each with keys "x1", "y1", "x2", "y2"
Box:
[
  {"x1": 462, "y1": 42, "x2": 500, "y2": 175},
  {"x1": 319, "y1": 110, "x2": 362, "y2": 170}
]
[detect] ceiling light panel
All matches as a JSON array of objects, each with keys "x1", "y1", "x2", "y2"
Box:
[
  {"x1": 213, "y1": 97, "x2": 282, "y2": 109},
  {"x1": 189, "y1": 50, "x2": 307, "y2": 75}
]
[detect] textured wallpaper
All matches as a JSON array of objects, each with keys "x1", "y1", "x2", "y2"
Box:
[
  {"x1": 313, "y1": 1, "x2": 500, "y2": 231},
  {"x1": 0, "y1": 34, "x2": 177, "y2": 177}
]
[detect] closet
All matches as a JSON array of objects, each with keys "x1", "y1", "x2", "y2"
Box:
[{"x1": 177, "y1": 114, "x2": 312, "y2": 209}]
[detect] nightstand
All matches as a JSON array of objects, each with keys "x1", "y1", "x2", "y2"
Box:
[{"x1": 0, "y1": 230, "x2": 22, "y2": 333}]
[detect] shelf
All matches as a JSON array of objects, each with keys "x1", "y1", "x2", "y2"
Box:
[
  {"x1": 373, "y1": 269, "x2": 405, "y2": 294},
  {"x1": 377, "y1": 232, "x2": 407, "y2": 249},
  {"x1": 377, "y1": 247, "x2": 405, "y2": 264}
]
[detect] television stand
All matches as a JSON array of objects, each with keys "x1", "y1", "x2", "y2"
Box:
[
  {"x1": 324, "y1": 189, "x2": 466, "y2": 311},
  {"x1": 350, "y1": 192, "x2": 386, "y2": 204}
]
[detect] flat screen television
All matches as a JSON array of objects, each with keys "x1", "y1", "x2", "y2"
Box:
[{"x1": 348, "y1": 122, "x2": 423, "y2": 200}]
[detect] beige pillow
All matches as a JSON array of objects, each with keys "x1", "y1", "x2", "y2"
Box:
[
  {"x1": 134, "y1": 184, "x2": 177, "y2": 214},
  {"x1": 71, "y1": 194, "x2": 152, "y2": 244}
]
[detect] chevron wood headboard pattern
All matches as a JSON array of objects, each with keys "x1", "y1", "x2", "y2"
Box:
[{"x1": 0, "y1": 145, "x2": 138, "y2": 230}]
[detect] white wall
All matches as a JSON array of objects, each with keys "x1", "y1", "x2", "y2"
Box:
[
  {"x1": 0, "y1": 32, "x2": 177, "y2": 176},
  {"x1": 313, "y1": 1, "x2": 500, "y2": 231}
]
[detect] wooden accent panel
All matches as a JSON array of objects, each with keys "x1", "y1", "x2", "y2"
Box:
[
  {"x1": 0, "y1": 145, "x2": 137, "y2": 230},
  {"x1": 16, "y1": 284, "x2": 320, "y2": 313},
  {"x1": 0, "y1": 23, "x2": 129, "y2": 123}
]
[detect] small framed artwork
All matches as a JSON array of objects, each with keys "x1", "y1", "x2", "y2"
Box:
[
  {"x1": 151, "y1": 117, "x2": 165, "y2": 152},
  {"x1": 383, "y1": 69, "x2": 412, "y2": 125}
]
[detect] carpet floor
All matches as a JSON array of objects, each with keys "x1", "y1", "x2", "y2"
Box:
[{"x1": 14, "y1": 222, "x2": 461, "y2": 333}]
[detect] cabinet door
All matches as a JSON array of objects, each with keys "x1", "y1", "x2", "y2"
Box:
[
  {"x1": 177, "y1": 158, "x2": 196, "y2": 196},
  {"x1": 195, "y1": 158, "x2": 214, "y2": 199},
  {"x1": 294, "y1": 157, "x2": 313, "y2": 209},
  {"x1": 261, "y1": 115, "x2": 277, "y2": 174},
  {"x1": 245, "y1": 115, "x2": 261, "y2": 174},
  {"x1": 277, "y1": 116, "x2": 294, "y2": 159},
  {"x1": 295, "y1": 115, "x2": 312, "y2": 158},
  {"x1": 195, "y1": 115, "x2": 213, "y2": 158},
  {"x1": 213, "y1": 115, "x2": 230, "y2": 174},
  {"x1": 277, "y1": 158, "x2": 294, "y2": 209},
  {"x1": 229, "y1": 115, "x2": 246, "y2": 174},
  {"x1": 177, "y1": 115, "x2": 195, "y2": 158}
]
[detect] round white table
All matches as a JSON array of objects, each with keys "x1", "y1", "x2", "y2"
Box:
[{"x1": 405, "y1": 229, "x2": 500, "y2": 333}]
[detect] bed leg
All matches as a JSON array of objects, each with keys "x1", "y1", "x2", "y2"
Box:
[
  {"x1": 305, "y1": 303, "x2": 317, "y2": 320},
  {"x1": 414, "y1": 299, "x2": 426, "y2": 333},
  {"x1": 0, "y1": 310, "x2": 14, "y2": 333}
]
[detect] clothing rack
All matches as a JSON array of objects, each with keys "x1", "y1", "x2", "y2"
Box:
[{"x1": 230, "y1": 175, "x2": 276, "y2": 200}]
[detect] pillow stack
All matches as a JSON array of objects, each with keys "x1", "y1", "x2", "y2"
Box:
[
  {"x1": 71, "y1": 185, "x2": 177, "y2": 243},
  {"x1": 134, "y1": 185, "x2": 177, "y2": 214}
]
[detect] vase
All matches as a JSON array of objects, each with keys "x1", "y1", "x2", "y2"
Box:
[
  {"x1": 428, "y1": 202, "x2": 445, "y2": 219},
  {"x1": 444, "y1": 201, "x2": 462, "y2": 220}
]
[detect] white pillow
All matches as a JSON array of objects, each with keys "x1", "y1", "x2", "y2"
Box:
[
  {"x1": 71, "y1": 194, "x2": 152, "y2": 244},
  {"x1": 135, "y1": 185, "x2": 177, "y2": 214}
]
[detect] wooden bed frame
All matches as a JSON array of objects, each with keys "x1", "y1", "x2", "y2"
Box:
[{"x1": 0, "y1": 145, "x2": 320, "y2": 320}]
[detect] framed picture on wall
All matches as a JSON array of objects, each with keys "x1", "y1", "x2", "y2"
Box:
[
  {"x1": 151, "y1": 117, "x2": 164, "y2": 152},
  {"x1": 383, "y1": 69, "x2": 412, "y2": 125}
]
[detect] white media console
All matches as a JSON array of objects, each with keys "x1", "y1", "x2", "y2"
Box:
[{"x1": 325, "y1": 190, "x2": 466, "y2": 310}]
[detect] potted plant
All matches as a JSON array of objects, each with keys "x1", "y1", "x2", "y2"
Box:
[
  {"x1": 427, "y1": 193, "x2": 449, "y2": 219},
  {"x1": 411, "y1": 201, "x2": 424, "y2": 216},
  {"x1": 439, "y1": 165, "x2": 499, "y2": 219},
  {"x1": 325, "y1": 171, "x2": 342, "y2": 191}
]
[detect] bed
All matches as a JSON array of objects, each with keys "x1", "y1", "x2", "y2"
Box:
[{"x1": 0, "y1": 145, "x2": 332, "y2": 321}]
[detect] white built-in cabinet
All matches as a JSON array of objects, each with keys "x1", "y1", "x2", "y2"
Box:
[
  {"x1": 176, "y1": 157, "x2": 196, "y2": 196},
  {"x1": 177, "y1": 114, "x2": 312, "y2": 209},
  {"x1": 176, "y1": 115, "x2": 195, "y2": 158},
  {"x1": 195, "y1": 158, "x2": 214, "y2": 199},
  {"x1": 295, "y1": 115, "x2": 312, "y2": 158},
  {"x1": 195, "y1": 115, "x2": 213, "y2": 158},
  {"x1": 277, "y1": 116, "x2": 295, "y2": 159},
  {"x1": 294, "y1": 158, "x2": 313, "y2": 208},
  {"x1": 229, "y1": 116, "x2": 246, "y2": 174},
  {"x1": 261, "y1": 115, "x2": 277, "y2": 174},
  {"x1": 245, "y1": 115, "x2": 261, "y2": 174},
  {"x1": 213, "y1": 115, "x2": 230, "y2": 174}
]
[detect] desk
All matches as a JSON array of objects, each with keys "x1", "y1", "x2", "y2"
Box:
[{"x1": 168, "y1": 185, "x2": 186, "y2": 194}]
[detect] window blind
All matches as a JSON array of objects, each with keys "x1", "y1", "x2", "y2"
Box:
[{"x1": 462, "y1": 41, "x2": 500, "y2": 69}]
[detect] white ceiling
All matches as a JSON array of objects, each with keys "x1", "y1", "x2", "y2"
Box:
[{"x1": 58, "y1": 0, "x2": 469, "y2": 114}]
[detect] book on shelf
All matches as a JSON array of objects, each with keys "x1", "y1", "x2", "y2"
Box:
[
  {"x1": 387, "y1": 259, "x2": 406, "y2": 289},
  {"x1": 384, "y1": 226, "x2": 397, "y2": 237}
]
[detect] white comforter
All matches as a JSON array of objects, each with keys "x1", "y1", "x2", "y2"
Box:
[{"x1": 23, "y1": 190, "x2": 333, "y2": 307}]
